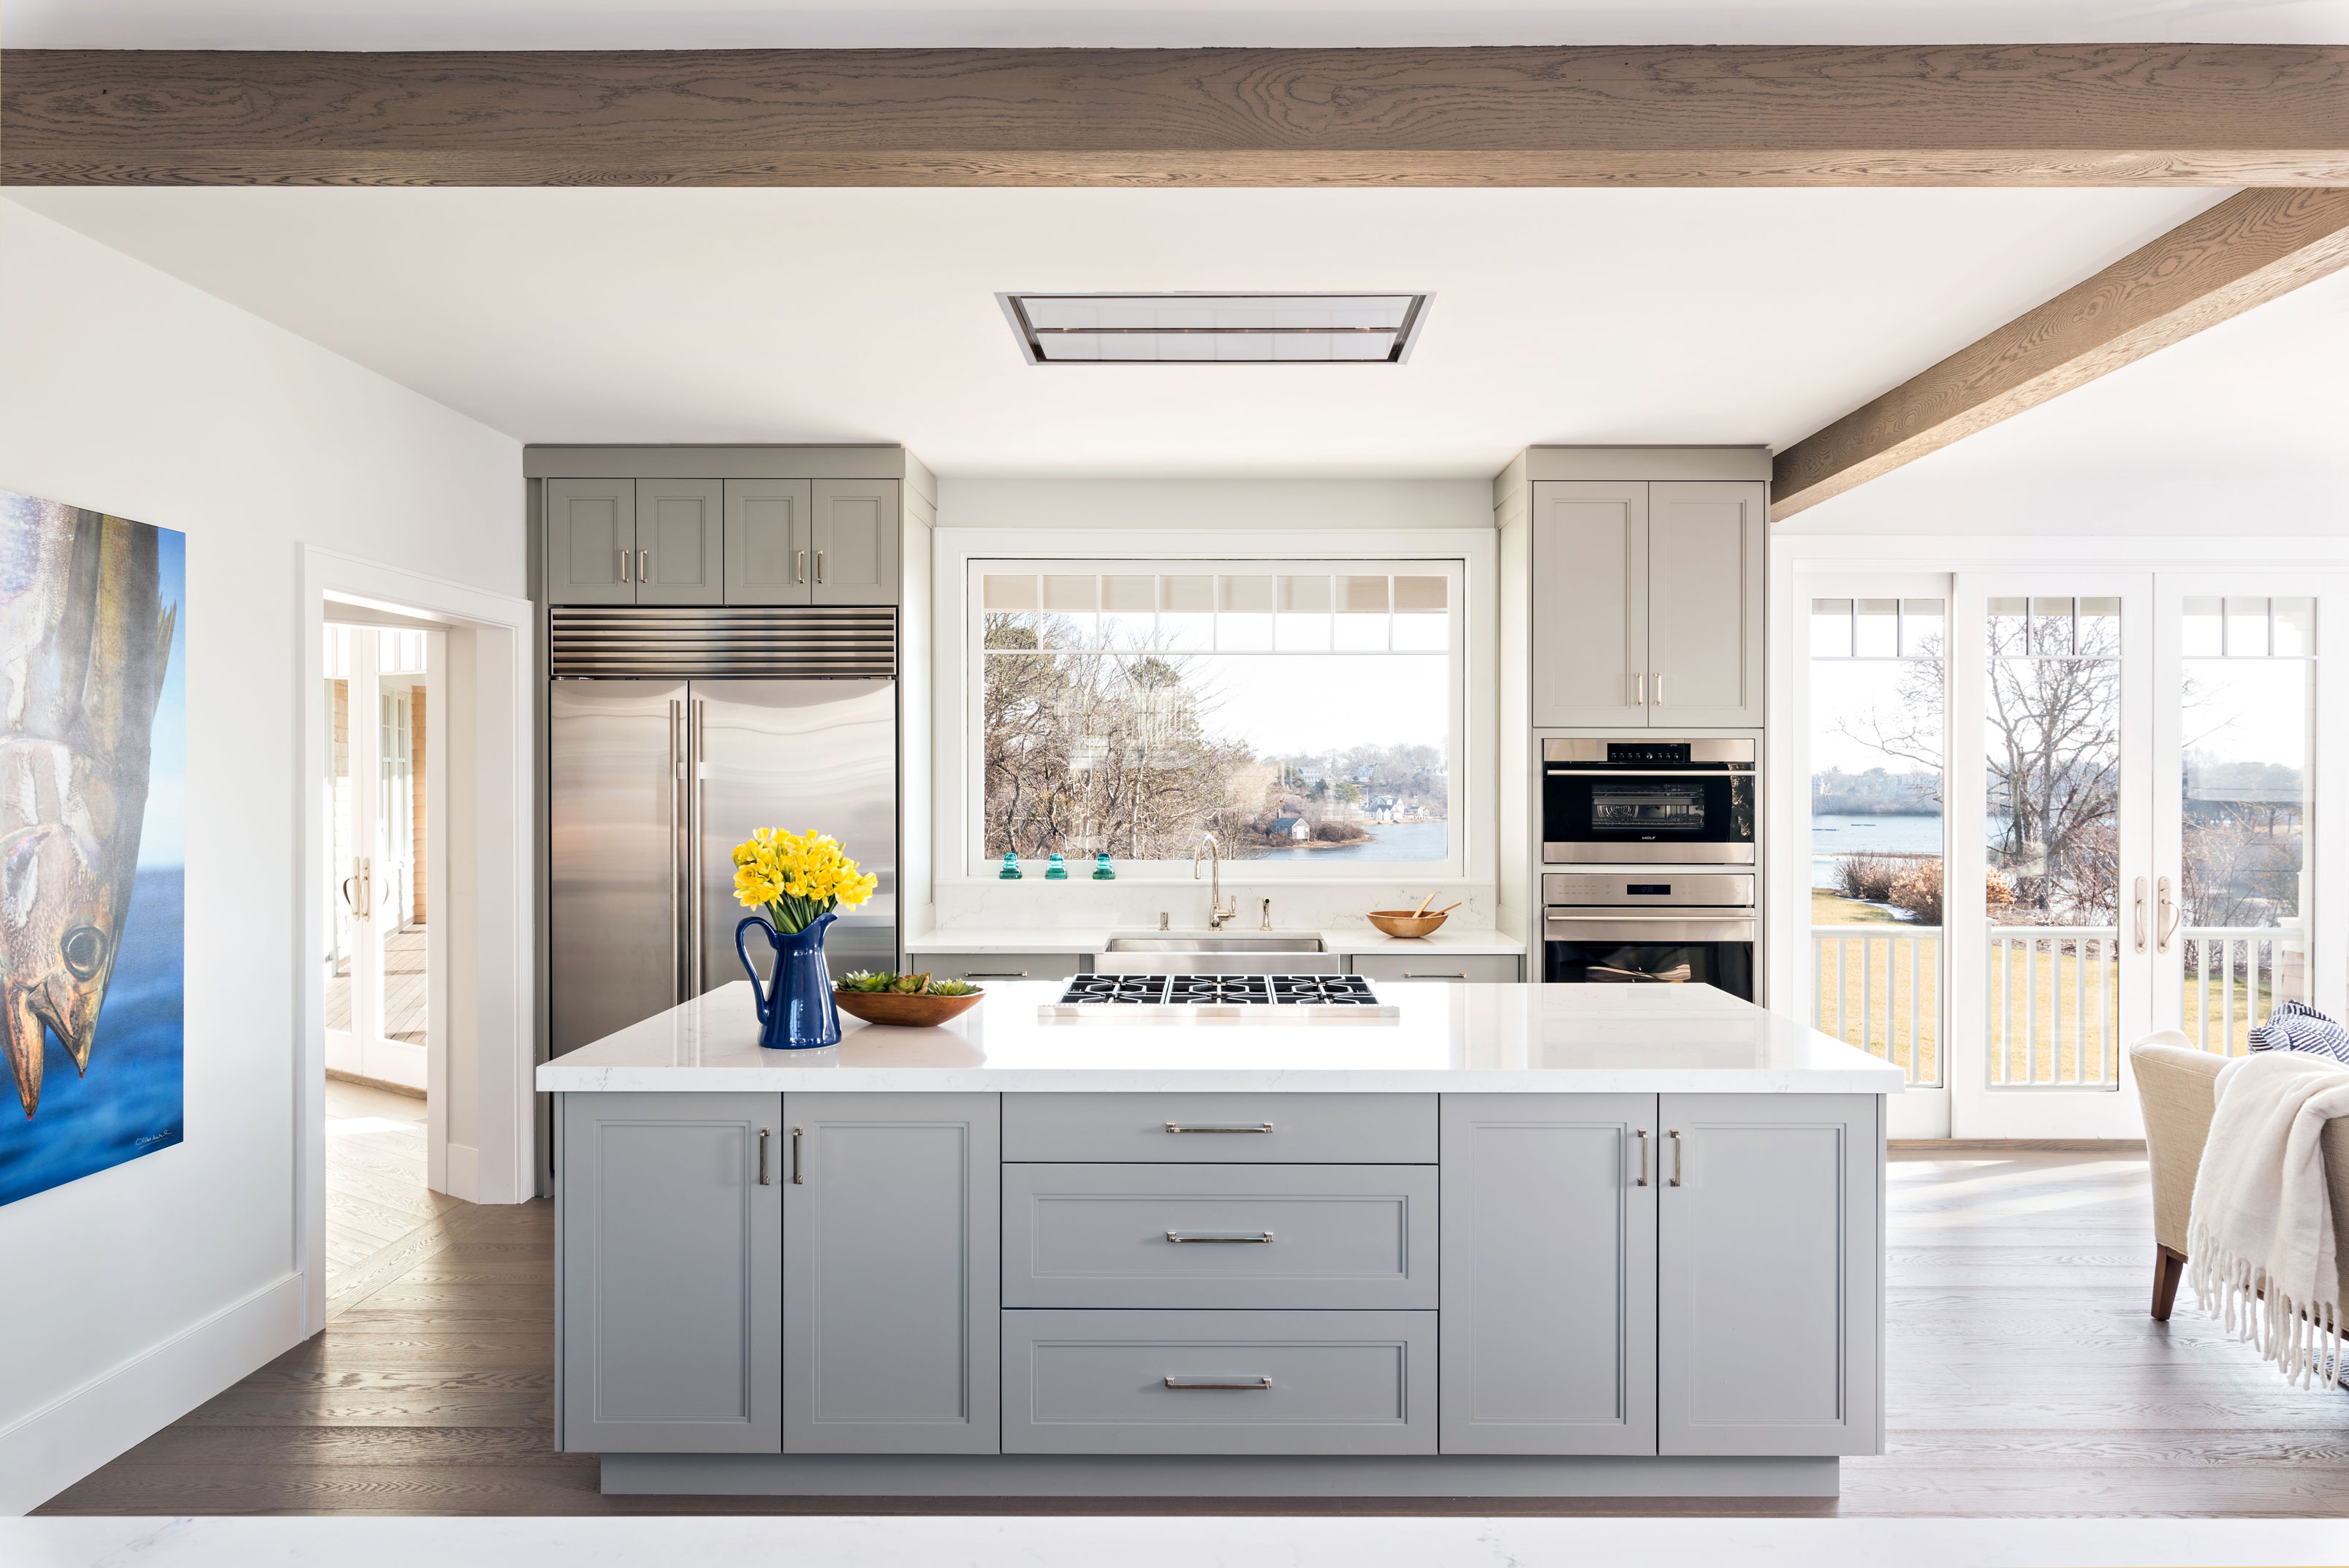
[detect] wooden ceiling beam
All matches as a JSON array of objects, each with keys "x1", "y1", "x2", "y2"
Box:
[
  {"x1": 4, "y1": 45, "x2": 2345, "y2": 188},
  {"x1": 1769, "y1": 185, "x2": 2349, "y2": 520}
]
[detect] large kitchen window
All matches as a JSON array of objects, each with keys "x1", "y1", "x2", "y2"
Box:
[{"x1": 970, "y1": 560, "x2": 1462, "y2": 874}]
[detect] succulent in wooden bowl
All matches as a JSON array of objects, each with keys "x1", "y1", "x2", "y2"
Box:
[{"x1": 833, "y1": 971, "x2": 985, "y2": 1027}]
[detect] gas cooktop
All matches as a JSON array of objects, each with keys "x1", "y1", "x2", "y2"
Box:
[{"x1": 1040, "y1": 973, "x2": 1400, "y2": 1024}]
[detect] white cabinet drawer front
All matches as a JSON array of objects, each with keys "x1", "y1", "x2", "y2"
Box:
[
  {"x1": 919, "y1": 952, "x2": 1087, "y2": 984},
  {"x1": 1004, "y1": 1092, "x2": 1436, "y2": 1164},
  {"x1": 1003, "y1": 1309, "x2": 1437, "y2": 1455},
  {"x1": 1347, "y1": 953, "x2": 1519, "y2": 983},
  {"x1": 1003, "y1": 1164, "x2": 1437, "y2": 1309}
]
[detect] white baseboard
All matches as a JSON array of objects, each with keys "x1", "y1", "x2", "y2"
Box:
[
  {"x1": 0, "y1": 1272, "x2": 304, "y2": 1516},
  {"x1": 444, "y1": 1141, "x2": 480, "y2": 1203}
]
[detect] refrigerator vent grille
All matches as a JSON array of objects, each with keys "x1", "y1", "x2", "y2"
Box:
[{"x1": 550, "y1": 606, "x2": 898, "y2": 679}]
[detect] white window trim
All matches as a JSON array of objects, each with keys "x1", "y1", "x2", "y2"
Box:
[{"x1": 935, "y1": 528, "x2": 1498, "y2": 886}]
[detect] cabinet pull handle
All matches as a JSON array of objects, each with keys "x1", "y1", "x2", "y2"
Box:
[
  {"x1": 816, "y1": 550, "x2": 825, "y2": 584},
  {"x1": 796, "y1": 549, "x2": 807, "y2": 584},
  {"x1": 757, "y1": 1128, "x2": 771, "y2": 1186},
  {"x1": 1166, "y1": 1230, "x2": 1273, "y2": 1244},
  {"x1": 1669, "y1": 1128, "x2": 1684, "y2": 1187},
  {"x1": 1403, "y1": 972, "x2": 1466, "y2": 979},
  {"x1": 1164, "y1": 1122, "x2": 1274, "y2": 1134},
  {"x1": 1652, "y1": 671, "x2": 1664, "y2": 706},
  {"x1": 618, "y1": 548, "x2": 631, "y2": 583},
  {"x1": 1164, "y1": 1375, "x2": 1272, "y2": 1390},
  {"x1": 961, "y1": 971, "x2": 1028, "y2": 979},
  {"x1": 638, "y1": 548, "x2": 650, "y2": 583},
  {"x1": 1630, "y1": 671, "x2": 1644, "y2": 707},
  {"x1": 790, "y1": 1126, "x2": 803, "y2": 1184},
  {"x1": 1635, "y1": 1128, "x2": 1650, "y2": 1188}
]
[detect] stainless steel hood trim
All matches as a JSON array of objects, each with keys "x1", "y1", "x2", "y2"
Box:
[
  {"x1": 1544, "y1": 842, "x2": 1757, "y2": 865},
  {"x1": 551, "y1": 606, "x2": 898, "y2": 679}
]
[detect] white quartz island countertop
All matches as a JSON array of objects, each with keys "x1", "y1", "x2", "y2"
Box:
[{"x1": 537, "y1": 981, "x2": 1904, "y2": 1095}]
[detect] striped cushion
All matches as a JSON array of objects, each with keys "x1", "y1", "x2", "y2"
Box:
[{"x1": 2248, "y1": 1000, "x2": 2349, "y2": 1064}]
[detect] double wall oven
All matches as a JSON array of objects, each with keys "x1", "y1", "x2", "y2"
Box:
[{"x1": 1541, "y1": 739, "x2": 1758, "y2": 1000}]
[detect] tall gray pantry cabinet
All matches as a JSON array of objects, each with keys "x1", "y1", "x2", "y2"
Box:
[{"x1": 553, "y1": 1087, "x2": 1883, "y2": 1481}]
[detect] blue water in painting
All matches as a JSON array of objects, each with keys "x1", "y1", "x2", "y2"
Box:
[{"x1": 0, "y1": 868, "x2": 185, "y2": 1206}]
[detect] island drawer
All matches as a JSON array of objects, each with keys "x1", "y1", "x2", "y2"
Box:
[
  {"x1": 1002, "y1": 1309, "x2": 1436, "y2": 1455},
  {"x1": 1346, "y1": 952, "x2": 1521, "y2": 983},
  {"x1": 1003, "y1": 1164, "x2": 1436, "y2": 1309},
  {"x1": 1003, "y1": 1093, "x2": 1436, "y2": 1165}
]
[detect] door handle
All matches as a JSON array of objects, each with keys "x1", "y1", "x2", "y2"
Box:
[
  {"x1": 618, "y1": 548, "x2": 631, "y2": 583},
  {"x1": 796, "y1": 549, "x2": 807, "y2": 585},
  {"x1": 2158, "y1": 875, "x2": 2179, "y2": 954},
  {"x1": 1652, "y1": 672, "x2": 1664, "y2": 706},
  {"x1": 816, "y1": 550, "x2": 825, "y2": 584},
  {"x1": 790, "y1": 1126, "x2": 804, "y2": 1184},
  {"x1": 1164, "y1": 1122, "x2": 1274, "y2": 1134},
  {"x1": 689, "y1": 698, "x2": 706, "y2": 989},
  {"x1": 1631, "y1": 671, "x2": 1644, "y2": 707},
  {"x1": 669, "y1": 699, "x2": 685, "y2": 1005},
  {"x1": 1164, "y1": 1375, "x2": 1272, "y2": 1390},
  {"x1": 1669, "y1": 1128, "x2": 1684, "y2": 1187},
  {"x1": 638, "y1": 548, "x2": 650, "y2": 583},
  {"x1": 2134, "y1": 876, "x2": 2149, "y2": 954},
  {"x1": 1165, "y1": 1230, "x2": 1274, "y2": 1244},
  {"x1": 1635, "y1": 1128, "x2": 1650, "y2": 1188},
  {"x1": 340, "y1": 875, "x2": 357, "y2": 910},
  {"x1": 758, "y1": 1128, "x2": 771, "y2": 1186}
]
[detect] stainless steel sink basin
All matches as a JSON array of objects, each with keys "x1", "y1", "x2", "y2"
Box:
[
  {"x1": 1105, "y1": 932, "x2": 1326, "y2": 954},
  {"x1": 1097, "y1": 932, "x2": 1339, "y2": 975}
]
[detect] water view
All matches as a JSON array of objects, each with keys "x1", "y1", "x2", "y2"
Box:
[
  {"x1": 1811, "y1": 813, "x2": 1943, "y2": 887},
  {"x1": 1251, "y1": 820, "x2": 1449, "y2": 861}
]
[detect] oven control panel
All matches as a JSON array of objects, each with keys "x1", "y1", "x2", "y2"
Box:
[{"x1": 1542, "y1": 872, "x2": 1756, "y2": 907}]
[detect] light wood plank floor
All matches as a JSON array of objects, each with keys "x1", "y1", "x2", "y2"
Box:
[
  {"x1": 37, "y1": 1149, "x2": 2349, "y2": 1517},
  {"x1": 324, "y1": 1078, "x2": 460, "y2": 1317}
]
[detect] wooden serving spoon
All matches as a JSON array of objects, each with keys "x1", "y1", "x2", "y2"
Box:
[
  {"x1": 1412, "y1": 890, "x2": 1438, "y2": 916},
  {"x1": 1429, "y1": 901, "x2": 1462, "y2": 917}
]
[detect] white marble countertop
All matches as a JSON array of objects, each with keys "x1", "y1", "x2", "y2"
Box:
[
  {"x1": 537, "y1": 981, "x2": 1903, "y2": 1095},
  {"x1": 904, "y1": 926, "x2": 1526, "y2": 956}
]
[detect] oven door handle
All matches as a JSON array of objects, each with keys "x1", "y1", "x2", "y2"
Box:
[
  {"x1": 1545, "y1": 915, "x2": 1757, "y2": 943},
  {"x1": 1544, "y1": 769, "x2": 1753, "y2": 779}
]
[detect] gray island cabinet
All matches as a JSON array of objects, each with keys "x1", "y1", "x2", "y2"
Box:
[{"x1": 542, "y1": 981, "x2": 1898, "y2": 1499}]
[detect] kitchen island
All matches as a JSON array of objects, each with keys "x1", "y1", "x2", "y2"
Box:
[{"x1": 538, "y1": 981, "x2": 1901, "y2": 1499}]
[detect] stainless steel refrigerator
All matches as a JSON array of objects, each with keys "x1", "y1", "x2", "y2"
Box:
[{"x1": 549, "y1": 660, "x2": 897, "y2": 1059}]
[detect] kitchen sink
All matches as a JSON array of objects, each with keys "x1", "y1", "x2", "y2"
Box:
[{"x1": 1104, "y1": 932, "x2": 1327, "y2": 954}]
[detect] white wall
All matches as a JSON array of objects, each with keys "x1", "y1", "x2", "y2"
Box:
[
  {"x1": 938, "y1": 476, "x2": 1492, "y2": 533},
  {"x1": 0, "y1": 201, "x2": 523, "y2": 1514}
]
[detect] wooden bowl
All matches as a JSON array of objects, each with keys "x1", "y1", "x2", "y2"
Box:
[
  {"x1": 1366, "y1": 910, "x2": 1449, "y2": 940},
  {"x1": 833, "y1": 989, "x2": 984, "y2": 1028}
]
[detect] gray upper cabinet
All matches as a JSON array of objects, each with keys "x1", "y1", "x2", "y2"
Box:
[
  {"x1": 1530, "y1": 482, "x2": 1647, "y2": 728},
  {"x1": 545, "y1": 478, "x2": 637, "y2": 606},
  {"x1": 1657, "y1": 1092, "x2": 1879, "y2": 1457},
  {"x1": 1646, "y1": 482, "x2": 1764, "y2": 727},
  {"x1": 634, "y1": 479, "x2": 725, "y2": 606},
  {"x1": 1529, "y1": 479, "x2": 1764, "y2": 729},
  {"x1": 724, "y1": 479, "x2": 813, "y2": 605},
  {"x1": 811, "y1": 479, "x2": 901, "y2": 606},
  {"x1": 558, "y1": 1092, "x2": 782, "y2": 1455},
  {"x1": 782, "y1": 1091, "x2": 1000, "y2": 1453},
  {"x1": 1438, "y1": 1093, "x2": 1657, "y2": 1455}
]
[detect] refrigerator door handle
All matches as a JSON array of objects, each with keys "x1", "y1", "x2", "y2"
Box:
[
  {"x1": 669, "y1": 699, "x2": 684, "y2": 1005},
  {"x1": 691, "y1": 696, "x2": 707, "y2": 994}
]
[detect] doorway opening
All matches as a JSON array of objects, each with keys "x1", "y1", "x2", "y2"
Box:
[{"x1": 321, "y1": 610, "x2": 458, "y2": 1312}]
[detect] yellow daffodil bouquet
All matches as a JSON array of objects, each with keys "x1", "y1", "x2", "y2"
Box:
[{"x1": 731, "y1": 828, "x2": 880, "y2": 934}]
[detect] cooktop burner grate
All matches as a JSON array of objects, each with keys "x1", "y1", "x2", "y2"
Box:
[{"x1": 1052, "y1": 973, "x2": 1383, "y2": 1006}]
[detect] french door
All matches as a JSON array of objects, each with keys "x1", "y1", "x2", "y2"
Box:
[
  {"x1": 1804, "y1": 568, "x2": 2345, "y2": 1139},
  {"x1": 323, "y1": 625, "x2": 441, "y2": 1092}
]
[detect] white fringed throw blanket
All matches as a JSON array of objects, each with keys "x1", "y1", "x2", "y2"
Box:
[{"x1": 2189, "y1": 1049, "x2": 2349, "y2": 1388}]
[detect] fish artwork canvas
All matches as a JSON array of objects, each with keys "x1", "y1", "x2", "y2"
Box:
[{"x1": 0, "y1": 489, "x2": 185, "y2": 1208}]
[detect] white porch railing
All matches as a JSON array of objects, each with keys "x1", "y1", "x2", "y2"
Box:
[
  {"x1": 1987, "y1": 926, "x2": 2121, "y2": 1088},
  {"x1": 1812, "y1": 926, "x2": 1941, "y2": 1086},
  {"x1": 2179, "y1": 927, "x2": 2304, "y2": 1057}
]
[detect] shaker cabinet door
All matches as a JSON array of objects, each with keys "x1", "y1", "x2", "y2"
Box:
[
  {"x1": 634, "y1": 479, "x2": 725, "y2": 606},
  {"x1": 1530, "y1": 482, "x2": 1649, "y2": 727},
  {"x1": 783, "y1": 1092, "x2": 1001, "y2": 1453},
  {"x1": 810, "y1": 479, "x2": 900, "y2": 605},
  {"x1": 1645, "y1": 482, "x2": 1764, "y2": 727},
  {"x1": 1657, "y1": 1093, "x2": 1880, "y2": 1456},
  {"x1": 558, "y1": 1092, "x2": 783, "y2": 1453},
  {"x1": 545, "y1": 478, "x2": 636, "y2": 605},
  {"x1": 1438, "y1": 1093, "x2": 1658, "y2": 1455},
  {"x1": 724, "y1": 478, "x2": 813, "y2": 605}
]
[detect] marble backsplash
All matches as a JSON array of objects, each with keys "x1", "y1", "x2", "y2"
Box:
[{"x1": 927, "y1": 878, "x2": 1498, "y2": 934}]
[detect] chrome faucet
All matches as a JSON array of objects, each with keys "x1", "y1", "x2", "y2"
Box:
[{"x1": 1194, "y1": 833, "x2": 1237, "y2": 929}]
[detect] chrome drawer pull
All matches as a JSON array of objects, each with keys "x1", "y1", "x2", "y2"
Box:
[
  {"x1": 1403, "y1": 972, "x2": 1466, "y2": 979},
  {"x1": 1164, "y1": 1375, "x2": 1272, "y2": 1390},
  {"x1": 1164, "y1": 1122, "x2": 1273, "y2": 1134},
  {"x1": 1166, "y1": 1230, "x2": 1273, "y2": 1244}
]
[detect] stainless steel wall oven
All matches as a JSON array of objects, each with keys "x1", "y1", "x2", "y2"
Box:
[
  {"x1": 1541, "y1": 872, "x2": 1756, "y2": 1001},
  {"x1": 1541, "y1": 738, "x2": 1756, "y2": 865}
]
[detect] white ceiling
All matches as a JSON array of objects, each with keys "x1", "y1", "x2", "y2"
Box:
[
  {"x1": 7, "y1": 186, "x2": 2243, "y2": 477},
  {"x1": 7, "y1": 0, "x2": 2347, "y2": 47}
]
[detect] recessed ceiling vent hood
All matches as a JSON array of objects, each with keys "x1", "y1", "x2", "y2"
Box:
[{"x1": 998, "y1": 292, "x2": 1430, "y2": 365}]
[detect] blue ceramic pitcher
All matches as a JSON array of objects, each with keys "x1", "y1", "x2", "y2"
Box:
[{"x1": 735, "y1": 910, "x2": 840, "y2": 1050}]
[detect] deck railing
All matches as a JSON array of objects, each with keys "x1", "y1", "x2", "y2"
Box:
[
  {"x1": 2179, "y1": 926, "x2": 2300, "y2": 1057},
  {"x1": 1987, "y1": 926, "x2": 2121, "y2": 1088},
  {"x1": 1812, "y1": 926, "x2": 1941, "y2": 1086}
]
